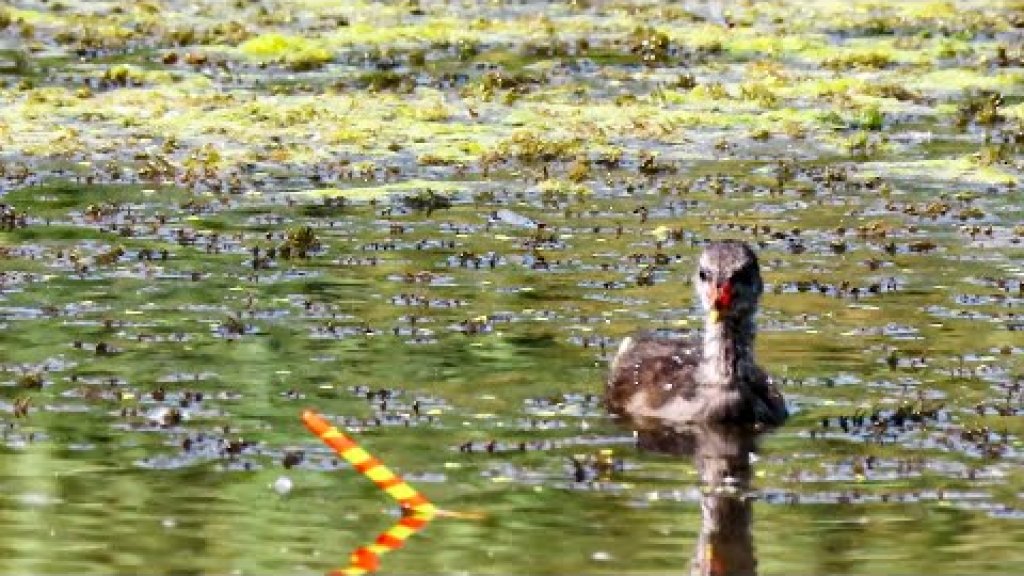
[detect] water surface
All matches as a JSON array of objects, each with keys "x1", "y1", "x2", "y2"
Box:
[{"x1": 1, "y1": 0, "x2": 1023, "y2": 574}]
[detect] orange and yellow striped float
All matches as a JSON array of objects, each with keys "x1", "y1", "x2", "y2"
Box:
[{"x1": 302, "y1": 410, "x2": 437, "y2": 576}]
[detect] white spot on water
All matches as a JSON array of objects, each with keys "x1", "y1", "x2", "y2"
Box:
[
  {"x1": 273, "y1": 476, "x2": 293, "y2": 495},
  {"x1": 19, "y1": 493, "x2": 61, "y2": 506}
]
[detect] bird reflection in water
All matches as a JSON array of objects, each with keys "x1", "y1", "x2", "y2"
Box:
[{"x1": 635, "y1": 420, "x2": 765, "y2": 576}]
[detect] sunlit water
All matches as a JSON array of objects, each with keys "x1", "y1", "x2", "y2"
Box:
[{"x1": 1, "y1": 0, "x2": 1023, "y2": 574}]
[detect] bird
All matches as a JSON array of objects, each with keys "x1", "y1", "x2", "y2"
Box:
[{"x1": 605, "y1": 240, "x2": 787, "y2": 427}]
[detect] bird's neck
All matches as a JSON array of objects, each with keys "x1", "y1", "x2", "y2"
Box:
[{"x1": 701, "y1": 315, "x2": 756, "y2": 386}]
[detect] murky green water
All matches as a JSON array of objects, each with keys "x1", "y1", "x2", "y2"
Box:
[{"x1": 1, "y1": 0, "x2": 1023, "y2": 574}]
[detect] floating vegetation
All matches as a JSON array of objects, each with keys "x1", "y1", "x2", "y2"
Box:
[
  {"x1": 401, "y1": 189, "x2": 452, "y2": 213},
  {"x1": 239, "y1": 33, "x2": 333, "y2": 71},
  {"x1": 281, "y1": 225, "x2": 321, "y2": 259},
  {"x1": 822, "y1": 49, "x2": 893, "y2": 71}
]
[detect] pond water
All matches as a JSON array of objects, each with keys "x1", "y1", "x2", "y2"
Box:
[{"x1": 1, "y1": 0, "x2": 1023, "y2": 574}]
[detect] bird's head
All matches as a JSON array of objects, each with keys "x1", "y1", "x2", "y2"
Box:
[{"x1": 694, "y1": 241, "x2": 763, "y2": 324}]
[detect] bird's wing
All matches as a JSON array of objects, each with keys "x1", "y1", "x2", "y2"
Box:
[
  {"x1": 748, "y1": 368, "x2": 788, "y2": 426},
  {"x1": 605, "y1": 331, "x2": 702, "y2": 417}
]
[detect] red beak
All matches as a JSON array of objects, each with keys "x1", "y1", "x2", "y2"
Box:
[{"x1": 713, "y1": 281, "x2": 733, "y2": 311}]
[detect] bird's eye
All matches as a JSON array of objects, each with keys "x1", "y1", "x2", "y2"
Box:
[{"x1": 698, "y1": 269, "x2": 710, "y2": 282}]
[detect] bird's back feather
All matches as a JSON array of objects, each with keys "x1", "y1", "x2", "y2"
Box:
[{"x1": 606, "y1": 331, "x2": 787, "y2": 426}]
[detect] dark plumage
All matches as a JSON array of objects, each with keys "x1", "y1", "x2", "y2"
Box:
[{"x1": 606, "y1": 240, "x2": 787, "y2": 427}]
